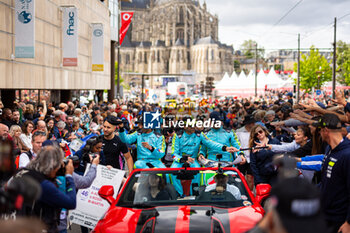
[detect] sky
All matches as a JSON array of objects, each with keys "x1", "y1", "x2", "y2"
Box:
[{"x1": 202, "y1": 0, "x2": 350, "y2": 54}]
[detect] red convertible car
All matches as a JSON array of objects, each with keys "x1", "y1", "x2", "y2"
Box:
[{"x1": 93, "y1": 167, "x2": 270, "y2": 233}]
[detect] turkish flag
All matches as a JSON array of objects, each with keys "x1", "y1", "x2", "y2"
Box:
[{"x1": 119, "y1": 12, "x2": 134, "y2": 45}]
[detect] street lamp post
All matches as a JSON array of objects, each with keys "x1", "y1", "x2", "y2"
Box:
[{"x1": 255, "y1": 43, "x2": 258, "y2": 97}]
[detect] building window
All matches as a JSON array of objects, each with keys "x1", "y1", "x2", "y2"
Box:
[
  {"x1": 179, "y1": 7, "x2": 184, "y2": 23},
  {"x1": 126, "y1": 54, "x2": 130, "y2": 64},
  {"x1": 144, "y1": 52, "x2": 147, "y2": 64},
  {"x1": 177, "y1": 50, "x2": 180, "y2": 62},
  {"x1": 157, "y1": 51, "x2": 160, "y2": 63},
  {"x1": 139, "y1": 52, "x2": 142, "y2": 63},
  {"x1": 211, "y1": 50, "x2": 214, "y2": 61},
  {"x1": 176, "y1": 29, "x2": 184, "y2": 40}
]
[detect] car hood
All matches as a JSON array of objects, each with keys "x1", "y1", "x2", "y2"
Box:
[{"x1": 94, "y1": 205, "x2": 263, "y2": 233}]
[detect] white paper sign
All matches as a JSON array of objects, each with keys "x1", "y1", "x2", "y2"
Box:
[
  {"x1": 69, "y1": 164, "x2": 125, "y2": 229},
  {"x1": 233, "y1": 155, "x2": 243, "y2": 165},
  {"x1": 92, "y1": 23, "x2": 104, "y2": 71},
  {"x1": 69, "y1": 139, "x2": 83, "y2": 152},
  {"x1": 62, "y1": 7, "x2": 78, "y2": 66},
  {"x1": 15, "y1": 0, "x2": 35, "y2": 58}
]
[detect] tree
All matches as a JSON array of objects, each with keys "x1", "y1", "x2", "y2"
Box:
[
  {"x1": 293, "y1": 46, "x2": 332, "y2": 91},
  {"x1": 234, "y1": 60, "x2": 241, "y2": 73},
  {"x1": 274, "y1": 64, "x2": 282, "y2": 71},
  {"x1": 336, "y1": 41, "x2": 350, "y2": 85},
  {"x1": 240, "y1": 39, "x2": 265, "y2": 59},
  {"x1": 114, "y1": 62, "x2": 129, "y2": 90}
]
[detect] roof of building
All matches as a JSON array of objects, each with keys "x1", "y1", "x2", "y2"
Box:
[
  {"x1": 154, "y1": 40, "x2": 166, "y2": 47},
  {"x1": 155, "y1": 0, "x2": 199, "y2": 6},
  {"x1": 195, "y1": 36, "x2": 216, "y2": 45},
  {"x1": 121, "y1": 0, "x2": 150, "y2": 9},
  {"x1": 241, "y1": 59, "x2": 256, "y2": 64},
  {"x1": 175, "y1": 38, "x2": 184, "y2": 46},
  {"x1": 193, "y1": 36, "x2": 232, "y2": 50},
  {"x1": 121, "y1": 35, "x2": 133, "y2": 48},
  {"x1": 138, "y1": 41, "x2": 152, "y2": 47}
]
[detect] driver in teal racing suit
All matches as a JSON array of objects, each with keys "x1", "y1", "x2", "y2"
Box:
[
  {"x1": 170, "y1": 117, "x2": 239, "y2": 196},
  {"x1": 119, "y1": 120, "x2": 166, "y2": 169},
  {"x1": 199, "y1": 111, "x2": 243, "y2": 163}
]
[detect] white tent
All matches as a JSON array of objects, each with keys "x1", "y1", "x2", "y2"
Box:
[
  {"x1": 215, "y1": 72, "x2": 231, "y2": 88},
  {"x1": 215, "y1": 69, "x2": 293, "y2": 97},
  {"x1": 230, "y1": 71, "x2": 238, "y2": 79},
  {"x1": 266, "y1": 67, "x2": 284, "y2": 89},
  {"x1": 238, "y1": 71, "x2": 247, "y2": 80}
]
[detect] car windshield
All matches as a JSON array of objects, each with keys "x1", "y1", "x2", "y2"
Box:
[{"x1": 117, "y1": 168, "x2": 252, "y2": 208}]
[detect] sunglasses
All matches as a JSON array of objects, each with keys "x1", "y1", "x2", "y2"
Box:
[{"x1": 254, "y1": 130, "x2": 264, "y2": 137}]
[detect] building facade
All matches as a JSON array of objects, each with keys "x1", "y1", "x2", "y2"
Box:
[
  {"x1": 120, "y1": 0, "x2": 234, "y2": 87},
  {"x1": 0, "y1": 0, "x2": 111, "y2": 104},
  {"x1": 266, "y1": 50, "x2": 332, "y2": 71}
]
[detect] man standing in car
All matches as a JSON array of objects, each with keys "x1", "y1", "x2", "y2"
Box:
[{"x1": 102, "y1": 115, "x2": 133, "y2": 174}]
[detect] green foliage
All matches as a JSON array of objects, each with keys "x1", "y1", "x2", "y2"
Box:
[
  {"x1": 293, "y1": 46, "x2": 332, "y2": 91},
  {"x1": 234, "y1": 60, "x2": 241, "y2": 73},
  {"x1": 274, "y1": 64, "x2": 282, "y2": 71},
  {"x1": 240, "y1": 40, "x2": 265, "y2": 59},
  {"x1": 114, "y1": 62, "x2": 130, "y2": 90},
  {"x1": 336, "y1": 41, "x2": 350, "y2": 85}
]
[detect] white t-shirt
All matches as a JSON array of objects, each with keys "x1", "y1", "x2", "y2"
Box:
[
  {"x1": 205, "y1": 183, "x2": 241, "y2": 200},
  {"x1": 19, "y1": 150, "x2": 37, "y2": 168},
  {"x1": 236, "y1": 126, "x2": 251, "y2": 162},
  {"x1": 20, "y1": 133, "x2": 32, "y2": 150}
]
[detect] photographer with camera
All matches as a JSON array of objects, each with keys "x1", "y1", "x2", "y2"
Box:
[
  {"x1": 58, "y1": 153, "x2": 100, "y2": 233},
  {"x1": 75, "y1": 136, "x2": 104, "y2": 175},
  {"x1": 14, "y1": 146, "x2": 76, "y2": 233}
]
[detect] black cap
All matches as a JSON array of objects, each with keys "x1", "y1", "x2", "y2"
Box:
[
  {"x1": 312, "y1": 113, "x2": 342, "y2": 130},
  {"x1": 105, "y1": 115, "x2": 119, "y2": 126},
  {"x1": 209, "y1": 111, "x2": 222, "y2": 122},
  {"x1": 242, "y1": 115, "x2": 256, "y2": 125},
  {"x1": 93, "y1": 106, "x2": 100, "y2": 111},
  {"x1": 270, "y1": 177, "x2": 327, "y2": 233}
]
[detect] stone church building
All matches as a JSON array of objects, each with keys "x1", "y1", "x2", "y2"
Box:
[{"x1": 120, "y1": 0, "x2": 234, "y2": 87}]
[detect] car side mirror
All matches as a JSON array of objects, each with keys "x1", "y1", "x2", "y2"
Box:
[
  {"x1": 255, "y1": 183, "x2": 271, "y2": 204},
  {"x1": 98, "y1": 185, "x2": 115, "y2": 205}
]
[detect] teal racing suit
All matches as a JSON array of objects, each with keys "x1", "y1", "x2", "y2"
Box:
[
  {"x1": 170, "y1": 131, "x2": 228, "y2": 196},
  {"x1": 200, "y1": 127, "x2": 241, "y2": 162},
  {"x1": 119, "y1": 130, "x2": 166, "y2": 169}
]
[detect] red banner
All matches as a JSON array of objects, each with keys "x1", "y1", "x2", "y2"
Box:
[{"x1": 119, "y1": 12, "x2": 133, "y2": 45}]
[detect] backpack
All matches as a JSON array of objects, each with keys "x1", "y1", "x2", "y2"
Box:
[{"x1": 15, "y1": 151, "x2": 33, "y2": 170}]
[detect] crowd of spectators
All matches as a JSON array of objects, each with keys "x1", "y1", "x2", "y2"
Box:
[{"x1": 1, "y1": 89, "x2": 350, "y2": 233}]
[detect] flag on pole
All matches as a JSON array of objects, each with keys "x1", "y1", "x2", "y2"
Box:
[{"x1": 119, "y1": 12, "x2": 133, "y2": 45}]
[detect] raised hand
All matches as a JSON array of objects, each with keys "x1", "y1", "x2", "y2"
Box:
[
  {"x1": 331, "y1": 90, "x2": 347, "y2": 106},
  {"x1": 226, "y1": 147, "x2": 239, "y2": 153}
]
